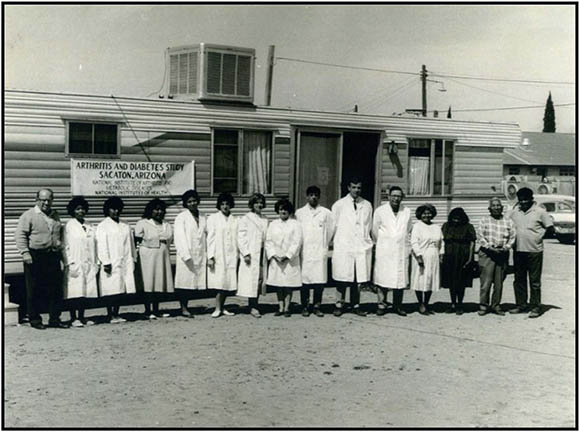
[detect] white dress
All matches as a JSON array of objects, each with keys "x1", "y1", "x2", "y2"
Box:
[
  {"x1": 63, "y1": 219, "x2": 99, "y2": 299},
  {"x1": 237, "y1": 212, "x2": 268, "y2": 298},
  {"x1": 295, "y1": 204, "x2": 333, "y2": 284},
  {"x1": 134, "y1": 219, "x2": 174, "y2": 293},
  {"x1": 410, "y1": 221, "x2": 444, "y2": 292},
  {"x1": 173, "y1": 210, "x2": 207, "y2": 290},
  {"x1": 96, "y1": 217, "x2": 136, "y2": 296},
  {"x1": 207, "y1": 212, "x2": 238, "y2": 291},
  {"x1": 372, "y1": 204, "x2": 412, "y2": 289},
  {"x1": 331, "y1": 195, "x2": 373, "y2": 283},
  {"x1": 265, "y1": 218, "x2": 302, "y2": 288}
]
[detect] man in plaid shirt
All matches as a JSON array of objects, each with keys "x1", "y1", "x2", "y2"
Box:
[{"x1": 477, "y1": 197, "x2": 516, "y2": 316}]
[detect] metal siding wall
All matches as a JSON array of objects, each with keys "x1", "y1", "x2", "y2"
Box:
[
  {"x1": 274, "y1": 137, "x2": 291, "y2": 195},
  {"x1": 453, "y1": 146, "x2": 504, "y2": 195}
]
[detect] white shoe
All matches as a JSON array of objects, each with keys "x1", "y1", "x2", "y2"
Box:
[
  {"x1": 211, "y1": 310, "x2": 222, "y2": 318},
  {"x1": 160, "y1": 313, "x2": 170, "y2": 318},
  {"x1": 111, "y1": 317, "x2": 127, "y2": 324},
  {"x1": 222, "y1": 309, "x2": 234, "y2": 316},
  {"x1": 71, "y1": 319, "x2": 84, "y2": 328},
  {"x1": 84, "y1": 320, "x2": 95, "y2": 326},
  {"x1": 148, "y1": 314, "x2": 157, "y2": 320}
]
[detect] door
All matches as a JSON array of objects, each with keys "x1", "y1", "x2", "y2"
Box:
[
  {"x1": 341, "y1": 132, "x2": 380, "y2": 204},
  {"x1": 295, "y1": 131, "x2": 341, "y2": 209}
]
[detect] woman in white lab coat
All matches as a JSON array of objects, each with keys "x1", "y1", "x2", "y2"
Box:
[
  {"x1": 237, "y1": 193, "x2": 268, "y2": 318},
  {"x1": 63, "y1": 196, "x2": 98, "y2": 328},
  {"x1": 134, "y1": 198, "x2": 174, "y2": 320},
  {"x1": 207, "y1": 192, "x2": 238, "y2": 318},
  {"x1": 266, "y1": 198, "x2": 302, "y2": 317},
  {"x1": 410, "y1": 204, "x2": 445, "y2": 315},
  {"x1": 173, "y1": 189, "x2": 206, "y2": 317},
  {"x1": 96, "y1": 196, "x2": 136, "y2": 323}
]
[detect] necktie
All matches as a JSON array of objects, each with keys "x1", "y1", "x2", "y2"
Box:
[{"x1": 353, "y1": 200, "x2": 357, "y2": 210}]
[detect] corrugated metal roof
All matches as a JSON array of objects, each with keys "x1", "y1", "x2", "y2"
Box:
[{"x1": 504, "y1": 131, "x2": 576, "y2": 166}]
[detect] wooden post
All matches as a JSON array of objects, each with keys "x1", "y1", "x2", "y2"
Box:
[
  {"x1": 421, "y1": 65, "x2": 427, "y2": 117},
  {"x1": 265, "y1": 45, "x2": 275, "y2": 106}
]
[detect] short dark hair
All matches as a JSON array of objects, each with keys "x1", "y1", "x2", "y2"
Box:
[
  {"x1": 248, "y1": 193, "x2": 266, "y2": 210},
  {"x1": 275, "y1": 198, "x2": 295, "y2": 215},
  {"x1": 389, "y1": 186, "x2": 404, "y2": 196},
  {"x1": 103, "y1": 196, "x2": 124, "y2": 216},
  {"x1": 67, "y1": 196, "x2": 89, "y2": 217},
  {"x1": 516, "y1": 187, "x2": 534, "y2": 200},
  {"x1": 181, "y1": 189, "x2": 200, "y2": 207},
  {"x1": 306, "y1": 185, "x2": 321, "y2": 196},
  {"x1": 447, "y1": 207, "x2": 469, "y2": 225},
  {"x1": 415, "y1": 203, "x2": 437, "y2": 220},
  {"x1": 216, "y1": 192, "x2": 235, "y2": 209},
  {"x1": 143, "y1": 198, "x2": 167, "y2": 219},
  {"x1": 348, "y1": 176, "x2": 363, "y2": 186}
]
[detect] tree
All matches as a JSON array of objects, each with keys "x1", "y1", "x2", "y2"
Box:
[
  {"x1": 447, "y1": 106, "x2": 452, "y2": 119},
  {"x1": 543, "y1": 92, "x2": 556, "y2": 132}
]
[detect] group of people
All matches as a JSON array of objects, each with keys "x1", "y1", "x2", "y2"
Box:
[{"x1": 15, "y1": 178, "x2": 553, "y2": 330}]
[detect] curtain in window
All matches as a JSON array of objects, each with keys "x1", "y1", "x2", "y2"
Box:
[
  {"x1": 243, "y1": 131, "x2": 271, "y2": 194},
  {"x1": 409, "y1": 156, "x2": 430, "y2": 195}
]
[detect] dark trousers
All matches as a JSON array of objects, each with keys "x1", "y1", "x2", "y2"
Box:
[
  {"x1": 24, "y1": 249, "x2": 63, "y2": 325},
  {"x1": 335, "y1": 281, "x2": 360, "y2": 307},
  {"x1": 513, "y1": 251, "x2": 543, "y2": 311},
  {"x1": 479, "y1": 250, "x2": 508, "y2": 309},
  {"x1": 300, "y1": 284, "x2": 324, "y2": 308}
]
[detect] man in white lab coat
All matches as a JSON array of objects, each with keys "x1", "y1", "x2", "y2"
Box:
[
  {"x1": 331, "y1": 177, "x2": 373, "y2": 317},
  {"x1": 372, "y1": 186, "x2": 412, "y2": 316},
  {"x1": 296, "y1": 186, "x2": 334, "y2": 317}
]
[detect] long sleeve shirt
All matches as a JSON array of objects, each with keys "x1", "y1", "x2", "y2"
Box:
[
  {"x1": 477, "y1": 215, "x2": 516, "y2": 250},
  {"x1": 15, "y1": 206, "x2": 62, "y2": 259}
]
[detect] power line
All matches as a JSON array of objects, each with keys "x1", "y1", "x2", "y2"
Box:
[
  {"x1": 430, "y1": 71, "x2": 574, "y2": 86},
  {"x1": 446, "y1": 77, "x2": 541, "y2": 104},
  {"x1": 276, "y1": 57, "x2": 419, "y2": 76},
  {"x1": 430, "y1": 102, "x2": 575, "y2": 113}
]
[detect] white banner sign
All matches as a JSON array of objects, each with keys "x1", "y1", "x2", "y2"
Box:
[{"x1": 71, "y1": 159, "x2": 195, "y2": 196}]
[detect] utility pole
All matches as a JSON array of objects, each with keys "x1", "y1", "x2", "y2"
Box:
[
  {"x1": 265, "y1": 45, "x2": 275, "y2": 106},
  {"x1": 421, "y1": 64, "x2": 427, "y2": 117}
]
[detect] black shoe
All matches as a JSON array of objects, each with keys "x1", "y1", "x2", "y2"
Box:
[
  {"x1": 455, "y1": 307, "x2": 464, "y2": 316},
  {"x1": 509, "y1": 307, "x2": 527, "y2": 314},
  {"x1": 445, "y1": 305, "x2": 456, "y2": 314},
  {"x1": 492, "y1": 307, "x2": 505, "y2": 316},
  {"x1": 333, "y1": 307, "x2": 343, "y2": 317},
  {"x1": 353, "y1": 307, "x2": 367, "y2": 317},
  {"x1": 284, "y1": 311, "x2": 292, "y2": 318},
  {"x1": 394, "y1": 308, "x2": 407, "y2": 317},
  {"x1": 313, "y1": 308, "x2": 324, "y2": 317},
  {"x1": 528, "y1": 309, "x2": 542, "y2": 319},
  {"x1": 301, "y1": 308, "x2": 310, "y2": 317},
  {"x1": 274, "y1": 311, "x2": 283, "y2": 317},
  {"x1": 376, "y1": 307, "x2": 386, "y2": 316},
  {"x1": 48, "y1": 321, "x2": 70, "y2": 329},
  {"x1": 478, "y1": 308, "x2": 489, "y2": 316},
  {"x1": 30, "y1": 322, "x2": 46, "y2": 330}
]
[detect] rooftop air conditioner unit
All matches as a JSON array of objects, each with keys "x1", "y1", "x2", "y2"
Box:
[{"x1": 166, "y1": 43, "x2": 255, "y2": 104}]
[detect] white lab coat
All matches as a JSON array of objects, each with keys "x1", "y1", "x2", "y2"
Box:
[
  {"x1": 237, "y1": 212, "x2": 268, "y2": 298},
  {"x1": 331, "y1": 195, "x2": 373, "y2": 283},
  {"x1": 410, "y1": 221, "x2": 444, "y2": 292},
  {"x1": 96, "y1": 217, "x2": 136, "y2": 296},
  {"x1": 295, "y1": 204, "x2": 333, "y2": 284},
  {"x1": 207, "y1": 212, "x2": 238, "y2": 291},
  {"x1": 63, "y1": 219, "x2": 99, "y2": 299},
  {"x1": 173, "y1": 210, "x2": 207, "y2": 290},
  {"x1": 265, "y1": 218, "x2": 302, "y2": 287},
  {"x1": 372, "y1": 203, "x2": 412, "y2": 289}
]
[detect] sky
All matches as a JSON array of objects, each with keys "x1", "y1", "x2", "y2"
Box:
[{"x1": 5, "y1": 4, "x2": 576, "y2": 132}]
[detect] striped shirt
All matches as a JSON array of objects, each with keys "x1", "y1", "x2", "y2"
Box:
[{"x1": 477, "y1": 215, "x2": 516, "y2": 250}]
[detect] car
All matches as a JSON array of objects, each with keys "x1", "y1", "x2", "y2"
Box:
[{"x1": 534, "y1": 195, "x2": 576, "y2": 244}]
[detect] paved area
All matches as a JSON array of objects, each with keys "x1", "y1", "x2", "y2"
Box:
[{"x1": 3, "y1": 239, "x2": 575, "y2": 427}]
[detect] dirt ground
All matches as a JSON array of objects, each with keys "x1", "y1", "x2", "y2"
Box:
[{"x1": 3, "y1": 239, "x2": 576, "y2": 428}]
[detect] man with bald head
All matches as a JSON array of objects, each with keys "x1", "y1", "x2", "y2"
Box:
[
  {"x1": 15, "y1": 189, "x2": 68, "y2": 329},
  {"x1": 476, "y1": 197, "x2": 516, "y2": 316}
]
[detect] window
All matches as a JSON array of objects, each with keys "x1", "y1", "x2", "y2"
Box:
[
  {"x1": 508, "y1": 167, "x2": 521, "y2": 175},
  {"x1": 67, "y1": 122, "x2": 119, "y2": 156},
  {"x1": 560, "y1": 167, "x2": 575, "y2": 176},
  {"x1": 213, "y1": 129, "x2": 273, "y2": 195},
  {"x1": 408, "y1": 138, "x2": 453, "y2": 196}
]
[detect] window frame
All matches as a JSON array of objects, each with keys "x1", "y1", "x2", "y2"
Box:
[
  {"x1": 211, "y1": 127, "x2": 275, "y2": 196},
  {"x1": 559, "y1": 166, "x2": 575, "y2": 176},
  {"x1": 407, "y1": 137, "x2": 455, "y2": 197},
  {"x1": 64, "y1": 119, "x2": 122, "y2": 159}
]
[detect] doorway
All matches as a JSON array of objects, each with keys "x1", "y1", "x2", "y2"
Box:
[
  {"x1": 295, "y1": 130, "x2": 380, "y2": 209},
  {"x1": 341, "y1": 131, "x2": 379, "y2": 204}
]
